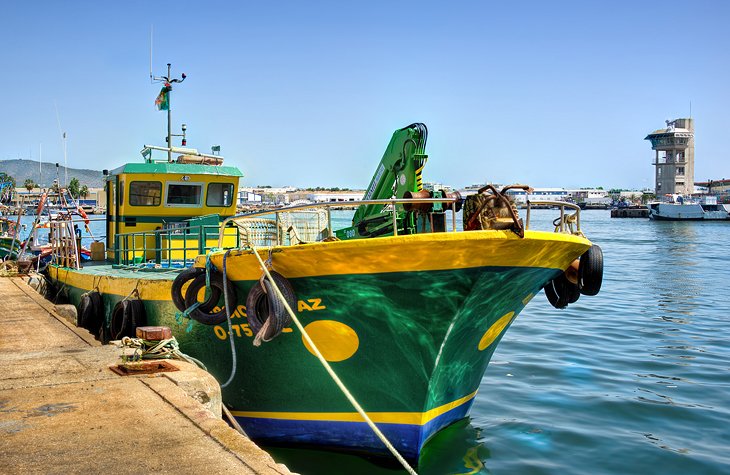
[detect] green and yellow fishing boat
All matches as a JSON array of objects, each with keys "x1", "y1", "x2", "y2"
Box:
[{"x1": 45, "y1": 69, "x2": 603, "y2": 465}]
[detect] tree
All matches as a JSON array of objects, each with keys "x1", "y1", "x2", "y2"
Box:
[
  {"x1": 24, "y1": 179, "x2": 36, "y2": 191},
  {"x1": 79, "y1": 185, "x2": 89, "y2": 199},
  {"x1": 68, "y1": 177, "x2": 80, "y2": 198},
  {"x1": 0, "y1": 172, "x2": 15, "y2": 188}
]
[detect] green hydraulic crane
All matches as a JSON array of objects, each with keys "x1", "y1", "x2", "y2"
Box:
[{"x1": 335, "y1": 123, "x2": 429, "y2": 239}]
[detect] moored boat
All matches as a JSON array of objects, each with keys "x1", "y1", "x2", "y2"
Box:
[
  {"x1": 648, "y1": 194, "x2": 730, "y2": 221},
  {"x1": 44, "y1": 69, "x2": 604, "y2": 465}
]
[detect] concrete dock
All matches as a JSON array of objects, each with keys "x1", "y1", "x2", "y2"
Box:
[{"x1": 0, "y1": 276, "x2": 292, "y2": 475}]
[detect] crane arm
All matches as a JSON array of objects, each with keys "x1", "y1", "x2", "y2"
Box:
[{"x1": 339, "y1": 123, "x2": 427, "y2": 238}]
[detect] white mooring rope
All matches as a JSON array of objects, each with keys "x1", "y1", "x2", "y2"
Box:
[{"x1": 249, "y1": 245, "x2": 418, "y2": 475}]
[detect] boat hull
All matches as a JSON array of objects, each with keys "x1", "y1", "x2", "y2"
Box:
[
  {"x1": 649, "y1": 202, "x2": 730, "y2": 220},
  {"x1": 47, "y1": 230, "x2": 590, "y2": 461}
]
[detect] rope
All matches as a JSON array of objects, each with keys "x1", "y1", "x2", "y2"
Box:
[
  {"x1": 252, "y1": 275, "x2": 274, "y2": 347},
  {"x1": 119, "y1": 281, "x2": 141, "y2": 304},
  {"x1": 174, "y1": 301, "x2": 199, "y2": 334},
  {"x1": 219, "y1": 250, "x2": 237, "y2": 389},
  {"x1": 120, "y1": 336, "x2": 206, "y2": 369},
  {"x1": 249, "y1": 245, "x2": 418, "y2": 475}
]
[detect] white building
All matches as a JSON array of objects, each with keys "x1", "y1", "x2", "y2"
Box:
[
  {"x1": 505, "y1": 188, "x2": 570, "y2": 204},
  {"x1": 306, "y1": 191, "x2": 364, "y2": 203}
]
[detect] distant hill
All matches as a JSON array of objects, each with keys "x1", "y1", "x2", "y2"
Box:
[{"x1": 0, "y1": 159, "x2": 103, "y2": 189}]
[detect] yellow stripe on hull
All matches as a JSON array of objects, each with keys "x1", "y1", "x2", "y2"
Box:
[
  {"x1": 203, "y1": 230, "x2": 591, "y2": 281},
  {"x1": 48, "y1": 266, "x2": 175, "y2": 300},
  {"x1": 231, "y1": 390, "x2": 478, "y2": 426},
  {"x1": 50, "y1": 230, "x2": 589, "y2": 300}
]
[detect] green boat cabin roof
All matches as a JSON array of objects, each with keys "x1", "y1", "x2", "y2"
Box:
[{"x1": 107, "y1": 161, "x2": 243, "y2": 179}]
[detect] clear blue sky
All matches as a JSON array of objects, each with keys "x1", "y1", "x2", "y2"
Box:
[{"x1": 1, "y1": 1, "x2": 728, "y2": 189}]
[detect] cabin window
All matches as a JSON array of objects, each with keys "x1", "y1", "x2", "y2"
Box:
[
  {"x1": 129, "y1": 181, "x2": 162, "y2": 206},
  {"x1": 207, "y1": 183, "x2": 234, "y2": 207},
  {"x1": 166, "y1": 183, "x2": 202, "y2": 206}
]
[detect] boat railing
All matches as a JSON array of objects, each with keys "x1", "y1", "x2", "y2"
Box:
[
  {"x1": 525, "y1": 200, "x2": 582, "y2": 235},
  {"x1": 218, "y1": 197, "x2": 462, "y2": 248},
  {"x1": 109, "y1": 197, "x2": 581, "y2": 267},
  {"x1": 48, "y1": 219, "x2": 82, "y2": 270},
  {"x1": 114, "y1": 223, "x2": 240, "y2": 267}
]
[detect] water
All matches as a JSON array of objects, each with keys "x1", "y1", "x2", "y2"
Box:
[{"x1": 266, "y1": 210, "x2": 730, "y2": 475}]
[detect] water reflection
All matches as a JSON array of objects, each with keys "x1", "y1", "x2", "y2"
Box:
[{"x1": 648, "y1": 223, "x2": 702, "y2": 317}]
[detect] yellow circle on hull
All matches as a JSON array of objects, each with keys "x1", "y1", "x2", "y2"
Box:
[
  {"x1": 478, "y1": 311, "x2": 515, "y2": 351},
  {"x1": 303, "y1": 320, "x2": 360, "y2": 362}
]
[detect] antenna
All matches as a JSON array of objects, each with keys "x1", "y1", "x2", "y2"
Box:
[
  {"x1": 54, "y1": 101, "x2": 68, "y2": 187},
  {"x1": 689, "y1": 100, "x2": 692, "y2": 118},
  {"x1": 151, "y1": 62, "x2": 186, "y2": 162}
]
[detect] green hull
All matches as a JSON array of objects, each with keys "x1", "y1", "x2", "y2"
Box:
[
  {"x1": 48, "y1": 228, "x2": 592, "y2": 461},
  {"x1": 50, "y1": 263, "x2": 553, "y2": 460}
]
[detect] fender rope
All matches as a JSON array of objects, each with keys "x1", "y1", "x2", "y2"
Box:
[{"x1": 249, "y1": 245, "x2": 418, "y2": 475}]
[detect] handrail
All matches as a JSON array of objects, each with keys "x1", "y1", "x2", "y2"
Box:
[
  {"x1": 525, "y1": 200, "x2": 581, "y2": 234},
  {"x1": 114, "y1": 222, "x2": 239, "y2": 267},
  {"x1": 218, "y1": 197, "x2": 461, "y2": 248}
]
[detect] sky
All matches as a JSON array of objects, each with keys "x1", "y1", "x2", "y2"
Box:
[{"x1": 1, "y1": 1, "x2": 728, "y2": 190}]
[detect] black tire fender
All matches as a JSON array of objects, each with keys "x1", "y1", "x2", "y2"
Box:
[
  {"x1": 110, "y1": 299, "x2": 146, "y2": 339},
  {"x1": 544, "y1": 273, "x2": 580, "y2": 309},
  {"x1": 78, "y1": 291, "x2": 103, "y2": 334},
  {"x1": 183, "y1": 269, "x2": 237, "y2": 325},
  {"x1": 578, "y1": 245, "x2": 603, "y2": 296},
  {"x1": 246, "y1": 271, "x2": 296, "y2": 340},
  {"x1": 171, "y1": 267, "x2": 205, "y2": 312}
]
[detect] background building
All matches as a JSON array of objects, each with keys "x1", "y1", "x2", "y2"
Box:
[{"x1": 645, "y1": 118, "x2": 695, "y2": 196}]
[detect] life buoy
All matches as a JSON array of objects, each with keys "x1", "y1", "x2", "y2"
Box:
[
  {"x1": 245, "y1": 271, "x2": 296, "y2": 341},
  {"x1": 183, "y1": 268, "x2": 237, "y2": 325},
  {"x1": 578, "y1": 245, "x2": 603, "y2": 296},
  {"x1": 77, "y1": 206, "x2": 90, "y2": 226},
  {"x1": 171, "y1": 267, "x2": 205, "y2": 312},
  {"x1": 544, "y1": 273, "x2": 580, "y2": 309},
  {"x1": 110, "y1": 299, "x2": 146, "y2": 339},
  {"x1": 78, "y1": 291, "x2": 103, "y2": 334}
]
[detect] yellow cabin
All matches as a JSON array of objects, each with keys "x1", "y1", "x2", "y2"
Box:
[{"x1": 105, "y1": 147, "x2": 243, "y2": 263}]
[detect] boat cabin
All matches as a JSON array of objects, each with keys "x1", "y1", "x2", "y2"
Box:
[{"x1": 105, "y1": 146, "x2": 242, "y2": 262}]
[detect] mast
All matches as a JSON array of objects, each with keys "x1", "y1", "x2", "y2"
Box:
[
  {"x1": 152, "y1": 63, "x2": 186, "y2": 162},
  {"x1": 166, "y1": 63, "x2": 172, "y2": 162}
]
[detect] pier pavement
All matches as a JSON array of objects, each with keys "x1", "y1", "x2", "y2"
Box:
[{"x1": 0, "y1": 276, "x2": 292, "y2": 475}]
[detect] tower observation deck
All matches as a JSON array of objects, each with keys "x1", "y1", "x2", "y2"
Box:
[{"x1": 644, "y1": 118, "x2": 694, "y2": 196}]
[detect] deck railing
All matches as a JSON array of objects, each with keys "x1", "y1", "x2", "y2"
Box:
[
  {"x1": 219, "y1": 197, "x2": 462, "y2": 248},
  {"x1": 107, "y1": 197, "x2": 581, "y2": 267},
  {"x1": 525, "y1": 200, "x2": 582, "y2": 234},
  {"x1": 114, "y1": 223, "x2": 240, "y2": 267}
]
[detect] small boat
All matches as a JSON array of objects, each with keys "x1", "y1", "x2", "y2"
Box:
[
  {"x1": 44, "y1": 69, "x2": 604, "y2": 466},
  {"x1": 648, "y1": 194, "x2": 730, "y2": 221},
  {"x1": 0, "y1": 215, "x2": 23, "y2": 259}
]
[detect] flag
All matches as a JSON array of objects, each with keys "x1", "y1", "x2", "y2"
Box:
[{"x1": 155, "y1": 83, "x2": 171, "y2": 110}]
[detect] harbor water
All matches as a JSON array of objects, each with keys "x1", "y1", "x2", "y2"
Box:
[
  {"x1": 267, "y1": 210, "x2": 730, "y2": 474},
  {"x1": 16, "y1": 210, "x2": 730, "y2": 474}
]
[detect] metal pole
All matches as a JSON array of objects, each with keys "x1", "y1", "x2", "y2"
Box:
[
  {"x1": 167, "y1": 63, "x2": 172, "y2": 163},
  {"x1": 63, "y1": 133, "x2": 68, "y2": 187}
]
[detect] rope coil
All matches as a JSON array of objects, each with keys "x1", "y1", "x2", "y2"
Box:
[{"x1": 120, "y1": 336, "x2": 206, "y2": 369}]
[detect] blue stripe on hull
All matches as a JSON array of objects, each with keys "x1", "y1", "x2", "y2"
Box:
[{"x1": 235, "y1": 398, "x2": 475, "y2": 462}]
